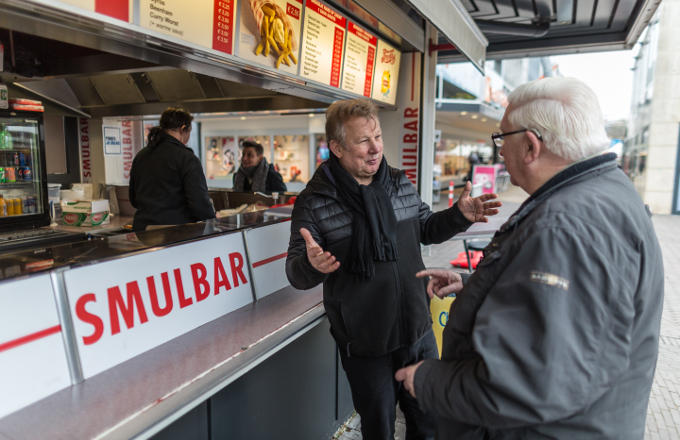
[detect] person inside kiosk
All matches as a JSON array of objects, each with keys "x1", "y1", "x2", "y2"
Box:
[
  {"x1": 129, "y1": 107, "x2": 215, "y2": 231},
  {"x1": 286, "y1": 98, "x2": 501, "y2": 439},
  {"x1": 233, "y1": 139, "x2": 287, "y2": 194}
]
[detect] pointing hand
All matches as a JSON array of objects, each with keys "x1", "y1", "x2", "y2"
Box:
[{"x1": 416, "y1": 268, "x2": 463, "y2": 299}]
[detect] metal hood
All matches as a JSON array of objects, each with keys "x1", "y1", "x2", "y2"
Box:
[{"x1": 0, "y1": 28, "x2": 331, "y2": 118}]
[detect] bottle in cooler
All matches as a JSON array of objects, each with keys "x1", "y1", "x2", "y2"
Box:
[
  {"x1": 0, "y1": 195, "x2": 6, "y2": 216},
  {"x1": 22, "y1": 166, "x2": 31, "y2": 181},
  {"x1": 13, "y1": 198, "x2": 22, "y2": 215},
  {"x1": 6, "y1": 197, "x2": 14, "y2": 216}
]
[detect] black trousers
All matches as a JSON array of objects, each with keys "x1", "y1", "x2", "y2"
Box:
[{"x1": 339, "y1": 331, "x2": 438, "y2": 440}]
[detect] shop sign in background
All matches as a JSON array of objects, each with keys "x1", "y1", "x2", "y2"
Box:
[
  {"x1": 55, "y1": 0, "x2": 131, "y2": 21},
  {"x1": 299, "y1": 0, "x2": 346, "y2": 88},
  {"x1": 341, "y1": 21, "x2": 377, "y2": 97},
  {"x1": 139, "y1": 0, "x2": 237, "y2": 55},
  {"x1": 372, "y1": 39, "x2": 401, "y2": 105},
  {"x1": 237, "y1": 0, "x2": 303, "y2": 74}
]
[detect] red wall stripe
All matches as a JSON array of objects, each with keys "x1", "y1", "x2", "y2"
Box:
[
  {"x1": 0, "y1": 325, "x2": 62, "y2": 353},
  {"x1": 253, "y1": 252, "x2": 288, "y2": 268}
]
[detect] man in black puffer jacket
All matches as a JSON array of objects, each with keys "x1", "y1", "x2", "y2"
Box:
[
  {"x1": 395, "y1": 77, "x2": 664, "y2": 439},
  {"x1": 286, "y1": 99, "x2": 500, "y2": 440}
]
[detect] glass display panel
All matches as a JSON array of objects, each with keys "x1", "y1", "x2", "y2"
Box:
[
  {"x1": 0, "y1": 117, "x2": 44, "y2": 217},
  {"x1": 273, "y1": 134, "x2": 309, "y2": 183}
]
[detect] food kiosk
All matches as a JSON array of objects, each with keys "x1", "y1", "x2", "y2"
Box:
[{"x1": 0, "y1": 0, "x2": 487, "y2": 438}]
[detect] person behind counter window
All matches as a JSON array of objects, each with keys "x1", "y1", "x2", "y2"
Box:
[
  {"x1": 285, "y1": 98, "x2": 501, "y2": 440},
  {"x1": 395, "y1": 77, "x2": 665, "y2": 439},
  {"x1": 233, "y1": 140, "x2": 286, "y2": 194},
  {"x1": 129, "y1": 107, "x2": 215, "y2": 231}
]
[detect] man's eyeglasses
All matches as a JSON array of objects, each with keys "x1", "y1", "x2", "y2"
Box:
[{"x1": 491, "y1": 128, "x2": 542, "y2": 148}]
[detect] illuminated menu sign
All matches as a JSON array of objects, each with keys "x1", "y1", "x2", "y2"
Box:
[
  {"x1": 56, "y1": 0, "x2": 130, "y2": 21},
  {"x1": 140, "y1": 0, "x2": 237, "y2": 55},
  {"x1": 236, "y1": 0, "x2": 303, "y2": 74},
  {"x1": 299, "y1": 0, "x2": 346, "y2": 88},
  {"x1": 341, "y1": 22, "x2": 377, "y2": 97},
  {"x1": 371, "y1": 39, "x2": 401, "y2": 105}
]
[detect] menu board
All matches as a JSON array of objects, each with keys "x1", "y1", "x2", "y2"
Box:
[
  {"x1": 371, "y1": 39, "x2": 401, "y2": 105},
  {"x1": 237, "y1": 0, "x2": 303, "y2": 74},
  {"x1": 55, "y1": 0, "x2": 130, "y2": 21},
  {"x1": 341, "y1": 22, "x2": 377, "y2": 97},
  {"x1": 299, "y1": 0, "x2": 346, "y2": 88},
  {"x1": 140, "y1": 0, "x2": 237, "y2": 55}
]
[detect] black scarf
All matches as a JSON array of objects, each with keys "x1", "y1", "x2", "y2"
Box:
[{"x1": 328, "y1": 154, "x2": 398, "y2": 280}]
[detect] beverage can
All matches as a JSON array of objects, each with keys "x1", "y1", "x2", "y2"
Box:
[
  {"x1": 7, "y1": 198, "x2": 14, "y2": 216},
  {"x1": 23, "y1": 197, "x2": 29, "y2": 214},
  {"x1": 22, "y1": 166, "x2": 31, "y2": 181},
  {"x1": 6, "y1": 166, "x2": 15, "y2": 183},
  {"x1": 14, "y1": 198, "x2": 22, "y2": 215}
]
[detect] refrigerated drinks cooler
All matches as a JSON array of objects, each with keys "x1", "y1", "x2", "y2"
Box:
[{"x1": 0, "y1": 111, "x2": 49, "y2": 229}]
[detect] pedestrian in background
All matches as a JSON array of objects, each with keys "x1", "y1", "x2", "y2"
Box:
[
  {"x1": 129, "y1": 107, "x2": 215, "y2": 231},
  {"x1": 286, "y1": 98, "x2": 500, "y2": 440},
  {"x1": 396, "y1": 77, "x2": 664, "y2": 439}
]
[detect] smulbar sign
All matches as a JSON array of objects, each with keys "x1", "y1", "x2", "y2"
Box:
[{"x1": 64, "y1": 233, "x2": 253, "y2": 378}]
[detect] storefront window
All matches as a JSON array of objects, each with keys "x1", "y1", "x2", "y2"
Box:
[
  {"x1": 273, "y1": 135, "x2": 310, "y2": 183},
  {"x1": 314, "y1": 134, "x2": 329, "y2": 169}
]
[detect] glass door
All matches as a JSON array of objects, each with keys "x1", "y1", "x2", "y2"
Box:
[{"x1": 0, "y1": 116, "x2": 44, "y2": 218}]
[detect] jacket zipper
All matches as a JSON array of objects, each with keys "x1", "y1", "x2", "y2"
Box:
[{"x1": 392, "y1": 261, "x2": 404, "y2": 346}]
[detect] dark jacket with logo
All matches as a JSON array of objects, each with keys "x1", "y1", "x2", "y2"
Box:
[
  {"x1": 414, "y1": 154, "x2": 664, "y2": 439},
  {"x1": 286, "y1": 161, "x2": 472, "y2": 357},
  {"x1": 129, "y1": 133, "x2": 215, "y2": 231}
]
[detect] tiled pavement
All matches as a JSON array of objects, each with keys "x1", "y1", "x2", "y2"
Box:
[{"x1": 334, "y1": 184, "x2": 680, "y2": 439}]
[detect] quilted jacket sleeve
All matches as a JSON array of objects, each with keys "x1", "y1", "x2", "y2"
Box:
[{"x1": 285, "y1": 193, "x2": 328, "y2": 290}]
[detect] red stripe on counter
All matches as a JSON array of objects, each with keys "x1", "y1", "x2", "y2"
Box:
[
  {"x1": 0, "y1": 325, "x2": 62, "y2": 353},
  {"x1": 253, "y1": 252, "x2": 288, "y2": 268}
]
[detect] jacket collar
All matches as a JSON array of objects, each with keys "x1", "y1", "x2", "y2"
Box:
[{"x1": 501, "y1": 152, "x2": 618, "y2": 233}]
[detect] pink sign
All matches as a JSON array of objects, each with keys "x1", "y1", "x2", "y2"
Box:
[{"x1": 472, "y1": 165, "x2": 498, "y2": 194}]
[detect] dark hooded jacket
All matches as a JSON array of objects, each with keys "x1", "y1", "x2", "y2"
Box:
[
  {"x1": 286, "y1": 160, "x2": 472, "y2": 357},
  {"x1": 129, "y1": 132, "x2": 215, "y2": 231},
  {"x1": 414, "y1": 153, "x2": 664, "y2": 439}
]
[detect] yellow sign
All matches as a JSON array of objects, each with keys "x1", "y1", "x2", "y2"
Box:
[{"x1": 430, "y1": 295, "x2": 455, "y2": 357}]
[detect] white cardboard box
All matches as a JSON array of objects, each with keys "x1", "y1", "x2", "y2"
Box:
[{"x1": 60, "y1": 199, "x2": 110, "y2": 226}]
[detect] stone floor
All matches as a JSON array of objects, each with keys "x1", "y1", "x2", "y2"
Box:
[{"x1": 334, "y1": 184, "x2": 680, "y2": 439}]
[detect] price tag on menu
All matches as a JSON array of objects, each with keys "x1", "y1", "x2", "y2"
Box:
[
  {"x1": 371, "y1": 39, "x2": 401, "y2": 105},
  {"x1": 237, "y1": 0, "x2": 303, "y2": 74},
  {"x1": 341, "y1": 22, "x2": 377, "y2": 97},
  {"x1": 54, "y1": 0, "x2": 131, "y2": 21},
  {"x1": 140, "y1": 0, "x2": 237, "y2": 55},
  {"x1": 299, "y1": 0, "x2": 346, "y2": 88}
]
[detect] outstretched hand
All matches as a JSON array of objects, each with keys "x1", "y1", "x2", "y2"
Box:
[
  {"x1": 416, "y1": 268, "x2": 463, "y2": 299},
  {"x1": 300, "y1": 227, "x2": 340, "y2": 274},
  {"x1": 457, "y1": 181, "x2": 502, "y2": 223}
]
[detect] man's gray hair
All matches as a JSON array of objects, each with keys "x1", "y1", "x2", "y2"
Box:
[
  {"x1": 325, "y1": 99, "x2": 379, "y2": 147},
  {"x1": 507, "y1": 77, "x2": 609, "y2": 161}
]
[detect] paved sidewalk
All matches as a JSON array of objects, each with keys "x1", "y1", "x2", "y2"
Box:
[{"x1": 334, "y1": 185, "x2": 680, "y2": 439}]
